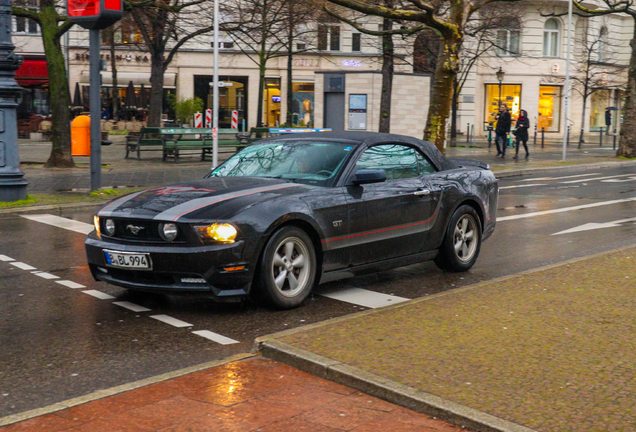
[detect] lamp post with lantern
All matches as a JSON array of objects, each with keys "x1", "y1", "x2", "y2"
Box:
[
  {"x1": 496, "y1": 67, "x2": 505, "y2": 108},
  {"x1": 0, "y1": 0, "x2": 28, "y2": 202}
]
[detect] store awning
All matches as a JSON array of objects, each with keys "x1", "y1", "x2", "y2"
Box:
[
  {"x1": 15, "y1": 59, "x2": 48, "y2": 87},
  {"x1": 80, "y1": 71, "x2": 177, "y2": 88}
]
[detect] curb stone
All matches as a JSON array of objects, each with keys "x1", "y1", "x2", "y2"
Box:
[{"x1": 257, "y1": 339, "x2": 536, "y2": 432}]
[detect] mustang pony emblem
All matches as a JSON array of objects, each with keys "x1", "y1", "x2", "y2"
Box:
[{"x1": 126, "y1": 225, "x2": 145, "y2": 235}]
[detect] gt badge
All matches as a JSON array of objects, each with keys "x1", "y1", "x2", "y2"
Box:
[{"x1": 333, "y1": 220, "x2": 342, "y2": 227}]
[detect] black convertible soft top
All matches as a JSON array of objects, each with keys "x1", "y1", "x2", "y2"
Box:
[{"x1": 257, "y1": 131, "x2": 458, "y2": 171}]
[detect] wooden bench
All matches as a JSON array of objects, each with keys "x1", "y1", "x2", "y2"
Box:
[
  {"x1": 235, "y1": 127, "x2": 272, "y2": 145},
  {"x1": 161, "y1": 127, "x2": 247, "y2": 163},
  {"x1": 126, "y1": 127, "x2": 246, "y2": 161}
]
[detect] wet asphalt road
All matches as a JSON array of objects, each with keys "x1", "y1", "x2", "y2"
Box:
[{"x1": 1, "y1": 164, "x2": 635, "y2": 418}]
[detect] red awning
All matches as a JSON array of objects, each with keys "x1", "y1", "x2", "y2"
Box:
[{"x1": 15, "y1": 59, "x2": 49, "y2": 87}]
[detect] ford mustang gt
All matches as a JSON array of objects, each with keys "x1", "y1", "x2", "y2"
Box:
[{"x1": 85, "y1": 132, "x2": 498, "y2": 309}]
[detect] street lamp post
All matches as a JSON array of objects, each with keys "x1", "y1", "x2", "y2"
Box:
[
  {"x1": 0, "y1": 0, "x2": 28, "y2": 202},
  {"x1": 496, "y1": 67, "x2": 505, "y2": 108}
]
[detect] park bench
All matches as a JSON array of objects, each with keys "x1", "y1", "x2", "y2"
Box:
[
  {"x1": 125, "y1": 127, "x2": 246, "y2": 162},
  {"x1": 235, "y1": 127, "x2": 271, "y2": 145}
]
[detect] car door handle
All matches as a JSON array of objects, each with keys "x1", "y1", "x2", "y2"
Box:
[{"x1": 414, "y1": 189, "x2": 431, "y2": 196}]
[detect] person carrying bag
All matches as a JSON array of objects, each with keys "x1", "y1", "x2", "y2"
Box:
[{"x1": 513, "y1": 109, "x2": 530, "y2": 160}]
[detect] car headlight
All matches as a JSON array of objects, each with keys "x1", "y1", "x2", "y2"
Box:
[
  {"x1": 104, "y1": 219, "x2": 115, "y2": 236},
  {"x1": 93, "y1": 215, "x2": 101, "y2": 237},
  {"x1": 195, "y1": 223, "x2": 237, "y2": 244},
  {"x1": 160, "y1": 222, "x2": 178, "y2": 241}
]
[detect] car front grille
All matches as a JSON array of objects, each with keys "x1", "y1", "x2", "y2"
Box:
[{"x1": 102, "y1": 218, "x2": 181, "y2": 242}]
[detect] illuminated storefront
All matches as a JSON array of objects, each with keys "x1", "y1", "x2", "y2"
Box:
[
  {"x1": 484, "y1": 84, "x2": 521, "y2": 128},
  {"x1": 264, "y1": 78, "x2": 281, "y2": 127},
  {"x1": 291, "y1": 82, "x2": 315, "y2": 127},
  {"x1": 194, "y1": 75, "x2": 247, "y2": 129},
  {"x1": 538, "y1": 85, "x2": 562, "y2": 132},
  {"x1": 589, "y1": 89, "x2": 612, "y2": 132}
]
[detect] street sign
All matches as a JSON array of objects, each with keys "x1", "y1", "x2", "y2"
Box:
[
  {"x1": 68, "y1": 0, "x2": 124, "y2": 30},
  {"x1": 209, "y1": 81, "x2": 233, "y2": 87}
]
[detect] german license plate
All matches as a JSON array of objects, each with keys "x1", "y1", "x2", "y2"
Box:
[{"x1": 104, "y1": 250, "x2": 151, "y2": 269}]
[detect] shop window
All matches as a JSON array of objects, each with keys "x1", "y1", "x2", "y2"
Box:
[
  {"x1": 589, "y1": 89, "x2": 612, "y2": 131},
  {"x1": 496, "y1": 19, "x2": 520, "y2": 56},
  {"x1": 194, "y1": 75, "x2": 248, "y2": 129},
  {"x1": 352, "y1": 32, "x2": 361, "y2": 52},
  {"x1": 484, "y1": 84, "x2": 521, "y2": 128},
  {"x1": 543, "y1": 18, "x2": 560, "y2": 57},
  {"x1": 292, "y1": 82, "x2": 314, "y2": 127},
  {"x1": 538, "y1": 85, "x2": 562, "y2": 132}
]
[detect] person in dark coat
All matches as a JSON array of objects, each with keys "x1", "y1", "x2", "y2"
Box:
[
  {"x1": 513, "y1": 109, "x2": 530, "y2": 160},
  {"x1": 494, "y1": 104, "x2": 511, "y2": 158},
  {"x1": 605, "y1": 108, "x2": 612, "y2": 135}
]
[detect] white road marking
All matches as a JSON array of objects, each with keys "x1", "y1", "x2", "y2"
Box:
[
  {"x1": 55, "y1": 280, "x2": 86, "y2": 289},
  {"x1": 552, "y1": 217, "x2": 636, "y2": 236},
  {"x1": 519, "y1": 173, "x2": 600, "y2": 182},
  {"x1": 192, "y1": 330, "x2": 239, "y2": 345},
  {"x1": 560, "y1": 174, "x2": 636, "y2": 184},
  {"x1": 83, "y1": 290, "x2": 115, "y2": 300},
  {"x1": 32, "y1": 271, "x2": 59, "y2": 280},
  {"x1": 499, "y1": 184, "x2": 546, "y2": 190},
  {"x1": 318, "y1": 287, "x2": 410, "y2": 309},
  {"x1": 20, "y1": 214, "x2": 93, "y2": 235},
  {"x1": 498, "y1": 197, "x2": 636, "y2": 222},
  {"x1": 113, "y1": 301, "x2": 151, "y2": 312},
  {"x1": 602, "y1": 176, "x2": 636, "y2": 183},
  {"x1": 10, "y1": 262, "x2": 36, "y2": 271},
  {"x1": 0, "y1": 255, "x2": 14, "y2": 262},
  {"x1": 151, "y1": 315, "x2": 193, "y2": 328}
]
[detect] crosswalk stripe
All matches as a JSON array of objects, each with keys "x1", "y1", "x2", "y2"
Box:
[
  {"x1": 20, "y1": 214, "x2": 93, "y2": 234},
  {"x1": 192, "y1": 330, "x2": 239, "y2": 345},
  {"x1": 32, "y1": 271, "x2": 59, "y2": 280},
  {"x1": 113, "y1": 301, "x2": 151, "y2": 312},
  {"x1": 83, "y1": 290, "x2": 116, "y2": 300},
  {"x1": 10, "y1": 262, "x2": 36, "y2": 271},
  {"x1": 55, "y1": 280, "x2": 86, "y2": 289},
  {"x1": 0, "y1": 255, "x2": 14, "y2": 262},
  {"x1": 151, "y1": 315, "x2": 192, "y2": 328}
]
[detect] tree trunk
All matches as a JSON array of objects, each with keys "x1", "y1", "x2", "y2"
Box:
[
  {"x1": 40, "y1": 7, "x2": 73, "y2": 168},
  {"x1": 379, "y1": 17, "x2": 393, "y2": 133},
  {"x1": 147, "y1": 50, "x2": 165, "y2": 127},
  {"x1": 108, "y1": 29, "x2": 120, "y2": 121},
  {"x1": 450, "y1": 78, "x2": 459, "y2": 147},
  {"x1": 579, "y1": 89, "x2": 588, "y2": 148},
  {"x1": 257, "y1": 59, "x2": 266, "y2": 127},
  {"x1": 423, "y1": 36, "x2": 461, "y2": 153},
  {"x1": 618, "y1": 20, "x2": 636, "y2": 157}
]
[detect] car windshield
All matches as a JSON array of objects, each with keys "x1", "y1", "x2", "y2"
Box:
[{"x1": 208, "y1": 141, "x2": 355, "y2": 186}]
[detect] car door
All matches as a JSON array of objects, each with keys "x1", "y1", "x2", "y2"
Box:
[{"x1": 344, "y1": 144, "x2": 439, "y2": 266}]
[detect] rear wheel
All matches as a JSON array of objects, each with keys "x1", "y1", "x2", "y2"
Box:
[
  {"x1": 435, "y1": 205, "x2": 482, "y2": 272},
  {"x1": 257, "y1": 226, "x2": 317, "y2": 309}
]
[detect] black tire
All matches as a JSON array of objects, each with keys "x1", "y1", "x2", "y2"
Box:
[
  {"x1": 257, "y1": 226, "x2": 317, "y2": 309},
  {"x1": 435, "y1": 205, "x2": 482, "y2": 272}
]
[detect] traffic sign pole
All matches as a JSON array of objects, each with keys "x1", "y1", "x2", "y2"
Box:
[
  {"x1": 89, "y1": 29, "x2": 101, "y2": 192},
  {"x1": 212, "y1": 0, "x2": 219, "y2": 167}
]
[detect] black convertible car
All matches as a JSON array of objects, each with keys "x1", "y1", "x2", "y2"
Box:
[{"x1": 85, "y1": 132, "x2": 498, "y2": 309}]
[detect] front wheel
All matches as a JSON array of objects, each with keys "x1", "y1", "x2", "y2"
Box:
[
  {"x1": 435, "y1": 205, "x2": 482, "y2": 272},
  {"x1": 257, "y1": 226, "x2": 317, "y2": 309}
]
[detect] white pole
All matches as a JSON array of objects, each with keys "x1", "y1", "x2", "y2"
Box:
[
  {"x1": 213, "y1": 0, "x2": 219, "y2": 167},
  {"x1": 562, "y1": 0, "x2": 573, "y2": 161}
]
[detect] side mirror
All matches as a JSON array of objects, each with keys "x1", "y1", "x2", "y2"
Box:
[{"x1": 352, "y1": 169, "x2": 386, "y2": 185}]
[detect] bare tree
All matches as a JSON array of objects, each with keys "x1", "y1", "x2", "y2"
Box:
[
  {"x1": 125, "y1": 0, "x2": 215, "y2": 127},
  {"x1": 12, "y1": 0, "x2": 74, "y2": 168},
  {"x1": 572, "y1": 0, "x2": 636, "y2": 158},
  {"x1": 324, "y1": 0, "x2": 521, "y2": 153}
]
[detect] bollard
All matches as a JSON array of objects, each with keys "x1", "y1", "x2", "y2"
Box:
[
  {"x1": 567, "y1": 126, "x2": 570, "y2": 146},
  {"x1": 541, "y1": 127, "x2": 545, "y2": 148},
  {"x1": 599, "y1": 128, "x2": 603, "y2": 147},
  {"x1": 578, "y1": 128, "x2": 584, "y2": 149},
  {"x1": 613, "y1": 129, "x2": 617, "y2": 150},
  {"x1": 470, "y1": 124, "x2": 475, "y2": 145},
  {"x1": 533, "y1": 125, "x2": 537, "y2": 145},
  {"x1": 467, "y1": 123, "x2": 470, "y2": 143}
]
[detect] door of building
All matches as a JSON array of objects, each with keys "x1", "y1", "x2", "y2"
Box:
[{"x1": 323, "y1": 73, "x2": 345, "y2": 131}]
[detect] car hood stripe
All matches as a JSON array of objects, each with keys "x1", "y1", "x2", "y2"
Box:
[
  {"x1": 98, "y1": 191, "x2": 148, "y2": 217},
  {"x1": 154, "y1": 183, "x2": 302, "y2": 221}
]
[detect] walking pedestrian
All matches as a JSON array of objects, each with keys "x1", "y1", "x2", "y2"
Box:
[
  {"x1": 494, "y1": 104, "x2": 511, "y2": 158},
  {"x1": 605, "y1": 108, "x2": 612, "y2": 135},
  {"x1": 513, "y1": 109, "x2": 530, "y2": 160}
]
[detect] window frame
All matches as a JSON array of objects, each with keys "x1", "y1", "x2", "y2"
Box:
[
  {"x1": 543, "y1": 18, "x2": 561, "y2": 58},
  {"x1": 495, "y1": 27, "x2": 520, "y2": 56},
  {"x1": 353, "y1": 143, "x2": 437, "y2": 181},
  {"x1": 318, "y1": 23, "x2": 341, "y2": 51}
]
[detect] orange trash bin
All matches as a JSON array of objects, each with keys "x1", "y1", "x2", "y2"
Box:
[{"x1": 71, "y1": 115, "x2": 91, "y2": 156}]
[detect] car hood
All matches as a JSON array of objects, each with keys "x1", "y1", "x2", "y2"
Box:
[{"x1": 97, "y1": 177, "x2": 308, "y2": 221}]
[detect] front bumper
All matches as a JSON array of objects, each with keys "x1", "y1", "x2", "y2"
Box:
[{"x1": 85, "y1": 233, "x2": 257, "y2": 299}]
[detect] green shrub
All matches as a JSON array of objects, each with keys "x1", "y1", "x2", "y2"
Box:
[{"x1": 169, "y1": 95, "x2": 204, "y2": 126}]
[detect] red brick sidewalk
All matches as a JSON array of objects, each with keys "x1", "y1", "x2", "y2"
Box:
[{"x1": 0, "y1": 358, "x2": 467, "y2": 432}]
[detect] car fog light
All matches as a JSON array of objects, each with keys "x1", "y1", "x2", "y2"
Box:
[
  {"x1": 104, "y1": 219, "x2": 115, "y2": 236},
  {"x1": 195, "y1": 223, "x2": 237, "y2": 243},
  {"x1": 160, "y1": 223, "x2": 178, "y2": 241}
]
